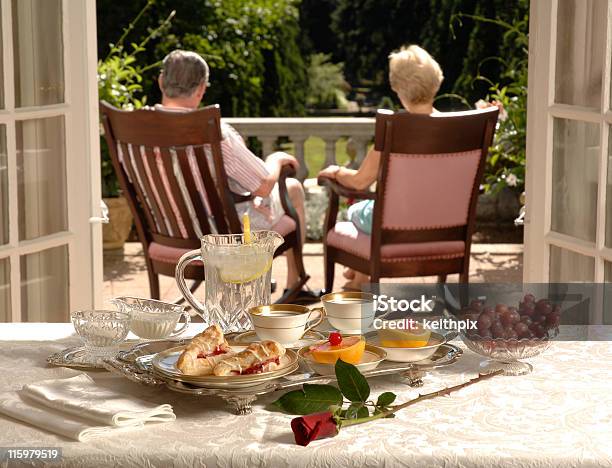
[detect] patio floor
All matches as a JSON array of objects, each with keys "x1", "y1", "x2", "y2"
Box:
[{"x1": 103, "y1": 242, "x2": 523, "y2": 304}]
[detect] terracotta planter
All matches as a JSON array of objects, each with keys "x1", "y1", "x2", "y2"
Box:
[{"x1": 102, "y1": 196, "x2": 134, "y2": 250}]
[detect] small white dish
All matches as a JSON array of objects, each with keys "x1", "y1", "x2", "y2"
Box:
[
  {"x1": 297, "y1": 343, "x2": 387, "y2": 376},
  {"x1": 366, "y1": 332, "x2": 446, "y2": 362},
  {"x1": 112, "y1": 296, "x2": 191, "y2": 340}
]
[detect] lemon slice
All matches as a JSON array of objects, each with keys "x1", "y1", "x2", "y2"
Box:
[
  {"x1": 378, "y1": 328, "x2": 431, "y2": 348},
  {"x1": 217, "y1": 249, "x2": 273, "y2": 284}
]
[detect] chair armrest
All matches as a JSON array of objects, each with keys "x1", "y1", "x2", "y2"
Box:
[
  {"x1": 317, "y1": 176, "x2": 377, "y2": 200},
  {"x1": 277, "y1": 163, "x2": 300, "y2": 225}
]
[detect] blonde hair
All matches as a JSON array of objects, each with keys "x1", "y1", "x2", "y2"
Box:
[{"x1": 388, "y1": 45, "x2": 443, "y2": 105}]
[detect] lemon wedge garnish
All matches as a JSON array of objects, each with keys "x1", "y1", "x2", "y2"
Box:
[
  {"x1": 243, "y1": 212, "x2": 251, "y2": 244},
  {"x1": 217, "y1": 249, "x2": 272, "y2": 284}
]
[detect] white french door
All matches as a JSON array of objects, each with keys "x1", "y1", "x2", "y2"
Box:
[
  {"x1": 525, "y1": 0, "x2": 612, "y2": 288},
  {"x1": 0, "y1": 0, "x2": 102, "y2": 322}
]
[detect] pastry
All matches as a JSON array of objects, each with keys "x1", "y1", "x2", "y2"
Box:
[
  {"x1": 176, "y1": 324, "x2": 233, "y2": 375},
  {"x1": 213, "y1": 341, "x2": 285, "y2": 376}
]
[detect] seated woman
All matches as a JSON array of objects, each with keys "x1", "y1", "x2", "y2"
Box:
[{"x1": 318, "y1": 45, "x2": 444, "y2": 290}]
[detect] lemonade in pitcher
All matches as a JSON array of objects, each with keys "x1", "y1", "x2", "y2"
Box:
[{"x1": 175, "y1": 217, "x2": 283, "y2": 333}]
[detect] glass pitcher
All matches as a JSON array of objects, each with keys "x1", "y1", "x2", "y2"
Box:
[{"x1": 175, "y1": 231, "x2": 283, "y2": 333}]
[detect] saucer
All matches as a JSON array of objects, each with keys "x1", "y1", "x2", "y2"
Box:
[{"x1": 229, "y1": 330, "x2": 326, "y2": 349}]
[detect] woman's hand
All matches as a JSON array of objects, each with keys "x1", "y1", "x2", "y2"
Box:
[{"x1": 318, "y1": 165, "x2": 341, "y2": 179}]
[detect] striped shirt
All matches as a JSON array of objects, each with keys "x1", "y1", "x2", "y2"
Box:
[{"x1": 119, "y1": 105, "x2": 277, "y2": 238}]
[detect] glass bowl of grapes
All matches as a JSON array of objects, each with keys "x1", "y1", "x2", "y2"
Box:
[{"x1": 455, "y1": 294, "x2": 560, "y2": 376}]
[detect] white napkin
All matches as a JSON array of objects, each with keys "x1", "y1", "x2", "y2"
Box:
[{"x1": 0, "y1": 374, "x2": 175, "y2": 441}]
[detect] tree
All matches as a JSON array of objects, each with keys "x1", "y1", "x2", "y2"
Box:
[{"x1": 96, "y1": 0, "x2": 307, "y2": 117}]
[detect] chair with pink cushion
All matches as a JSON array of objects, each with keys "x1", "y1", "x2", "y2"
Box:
[
  {"x1": 318, "y1": 107, "x2": 499, "y2": 291},
  {"x1": 100, "y1": 102, "x2": 308, "y2": 302}
]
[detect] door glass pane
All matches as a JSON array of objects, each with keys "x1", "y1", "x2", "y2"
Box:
[
  {"x1": 17, "y1": 116, "x2": 67, "y2": 240},
  {"x1": 12, "y1": 0, "x2": 64, "y2": 107},
  {"x1": 0, "y1": 125, "x2": 7, "y2": 244},
  {"x1": 605, "y1": 130, "x2": 612, "y2": 247},
  {"x1": 549, "y1": 245, "x2": 594, "y2": 281},
  {"x1": 555, "y1": 0, "x2": 607, "y2": 109},
  {"x1": 551, "y1": 118, "x2": 599, "y2": 242},
  {"x1": 21, "y1": 245, "x2": 68, "y2": 321},
  {"x1": 0, "y1": 258, "x2": 9, "y2": 321}
]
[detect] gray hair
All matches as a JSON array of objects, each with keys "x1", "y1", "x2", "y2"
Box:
[{"x1": 160, "y1": 50, "x2": 209, "y2": 98}]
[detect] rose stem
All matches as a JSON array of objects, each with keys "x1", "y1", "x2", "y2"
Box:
[{"x1": 340, "y1": 369, "x2": 504, "y2": 428}]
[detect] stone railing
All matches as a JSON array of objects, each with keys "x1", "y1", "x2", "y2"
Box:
[{"x1": 225, "y1": 117, "x2": 375, "y2": 180}]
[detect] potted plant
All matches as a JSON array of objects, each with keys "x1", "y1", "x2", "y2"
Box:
[{"x1": 97, "y1": 1, "x2": 174, "y2": 249}]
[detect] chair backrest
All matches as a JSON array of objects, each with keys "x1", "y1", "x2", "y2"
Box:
[
  {"x1": 372, "y1": 107, "x2": 499, "y2": 247},
  {"x1": 100, "y1": 101, "x2": 243, "y2": 251}
]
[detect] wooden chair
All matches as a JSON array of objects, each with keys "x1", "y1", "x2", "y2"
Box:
[
  {"x1": 318, "y1": 107, "x2": 499, "y2": 291},
  {"x1": 100, "y1": 101, "x2": 309, "y2": 302}
]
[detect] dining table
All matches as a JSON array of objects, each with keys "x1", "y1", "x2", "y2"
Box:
[{"x1": 0, "y1": 322, "x2": 611, "y2": 468}]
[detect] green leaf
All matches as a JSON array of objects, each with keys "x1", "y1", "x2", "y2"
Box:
[
  {"x1": 270, "y1": 384, "x2": 342, "y2": 415},
  {"x1": 376, "y1": 392, "x2": 396, "y2": 407},
  {"x1": 335, "y1": 359, "x2": 370, "y2": 403}
]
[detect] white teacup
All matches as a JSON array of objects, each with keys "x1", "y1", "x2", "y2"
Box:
[
  {"x1": 248, "y1": 304, "x2": 326, "y2": 346},
  {"x1": 321, "y1": 291, "x2": 378, "y2": 333}
]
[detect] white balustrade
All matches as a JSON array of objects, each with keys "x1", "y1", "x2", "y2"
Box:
[{"x1": 224, "y1": 117, "x2": 375, "y2": 181}]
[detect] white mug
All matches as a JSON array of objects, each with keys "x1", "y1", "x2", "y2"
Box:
[{"x1": 248, "y1": 304, "x2": 326, "y2": 346}]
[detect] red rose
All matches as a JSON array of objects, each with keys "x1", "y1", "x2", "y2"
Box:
[{"x1": 290, "y1": 411, "x2": 339, "y2": 446}]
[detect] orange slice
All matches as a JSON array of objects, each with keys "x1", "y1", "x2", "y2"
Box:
[
  {"x1": 309, "y1": 336, "x2": 366, "y2": 364},
  {"x1": 378, "y1": 328, "x2": 431, "y2": 348}
]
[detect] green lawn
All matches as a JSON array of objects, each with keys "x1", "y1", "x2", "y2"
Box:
[{"x1": 280, "y1": 137, "x2": 352, "y2": 179}]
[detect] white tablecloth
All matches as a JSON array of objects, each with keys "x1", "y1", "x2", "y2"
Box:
[{"x1": 0, "y1": 323, "x2": 611, "y2": 467}]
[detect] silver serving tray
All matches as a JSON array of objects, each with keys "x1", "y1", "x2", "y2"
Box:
[
  {"x1": 102, "y1": 339, "x2": 462, "y2": 415},
  {"x1": 47, "y1": 346, "x2": 110, "y2": 370}
]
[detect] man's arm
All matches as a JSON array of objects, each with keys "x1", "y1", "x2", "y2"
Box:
[
  {"x1": 221, "y1": 124, "x2": 299, "y2": 198},
  {"x1": 253, "y1": 152, "x2": 299, "y2": 198}
]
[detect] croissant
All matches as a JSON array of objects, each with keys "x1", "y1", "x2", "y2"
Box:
[
  {"x1": 213, "y1": 341, "x2": 285, "y2": 376},
  {"x1": 176, "y1": 324, "x2": 233, "y2": 376}
]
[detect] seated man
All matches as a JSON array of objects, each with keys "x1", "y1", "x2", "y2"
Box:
[{"x1": 157, "y1": 49, "x2": 317, "y2": 303}]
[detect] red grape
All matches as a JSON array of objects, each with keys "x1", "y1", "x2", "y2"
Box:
[
  {"x1": 470, "y1": 299, "x2": 483, "y2": 313},
  {"x1": 505, "y1": 329, "x2": 518, "y2": 340},
  {"x1": 536, "y1": 299, "x2": 552, "y2": 315},
  {"x1": 520, "y1": 316, "x2": 533, "y2": 327},
  {"x1": 495, "y1": 304, "x2": 509, "y2": 315},
  {"x1": 507, "y1": 307, "x2": 521, "y2": 325},
  {"x1": 523, "y1": 293, "x2": 536, "y2": 304},
  {"x1": 483, "y1": 306, "x2": 497, "y2": 322},
  {"x1": 477, "y1": 314, "x2": 493, "y2": 332},
  {"x1": 521, "y1": 302, "x2": 535, "y2": 317},
  {"x1": 533, "y1": 314, "x2": 547, "y2": 325},
  {"x1": 491, "y1": 321, "x2": 505, "y2": 338},
  {"x1": 514, "y1": 322, "x2": 530, "y2": 338},
  {"x1": 530, "y1": 323, "x2": 546, "y2": 338}
]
